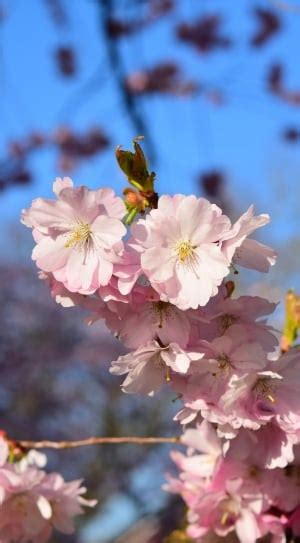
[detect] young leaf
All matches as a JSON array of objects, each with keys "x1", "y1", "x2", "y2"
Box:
[
  {"x1": 281, "y1": 290, "x2": 300, "y2": 351},
  {"x1": 115, "y1": 137, "x2": 155, "y2": 192}
]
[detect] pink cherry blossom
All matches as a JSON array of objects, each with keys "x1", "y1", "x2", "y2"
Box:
[
  {"x1": 177, "y1": 421, "x2": 222, "y2": 479},
  {"x1": 198, "y1": 295, "x2": 279, "y2": 351},
  {"x1": 21, "y1": 177, "x2": 127, "y2": 294},
  {"x1": 114, "y1": 245, "x2": 143, "y2": 295},
  {"x1": 110, "y1": 340, "x2": 203, "y2": 395},
  {"x1": 0, "y1": 466, "x2": 50, "y2": 542},
  {"x1": 218, "y1": 370, "x2": 282, "y2": 431},
  {"x1": 114, "y1": 300, "x2": 193, "y2": 349},
  {"x1": 38, "y1": 271, "x2": 97, "y2": 309},
  {"x1": 186, "y1": 483, "x2": 264, "y2": 543},
  {"x1": 166, "y1": 431, "x2": 292, "y2": 543},
  {"x1": 130, "y1": 195, "x2": 231, "y2": 309},
  {"x1": 220, "y1": 205, "x2": 276, "y2": 273},
  {"x1": 20, "y1": 160, "x2": 300, "y2": 543},
  {"x1": 171, "y1": 326, "x2": 271, "y2": 433},
  {"x1": 38, "y1": 473, "x2": 97, "y2": 535},
  {"x1": 216, "y1": 349, "x2": 300, "y2": 435},
  {"x1": 0, "y1": 447, "x2": 96, "y2": 542},
  {"x1": 198, "y1": 325, "x2": 269, "y2": 374},
  {"x1": 226, "y1": 423, "x2": 297, "y2": 469}
]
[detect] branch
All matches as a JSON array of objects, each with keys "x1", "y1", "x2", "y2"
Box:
[
  {"x1": 98, "y1": 0, "x2": 156, "y2": 162},
  {"x1": 18, "y1": 436, "x2": 181, "y2": 450}
]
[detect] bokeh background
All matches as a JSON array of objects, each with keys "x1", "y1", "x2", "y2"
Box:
[{"x1": 1, "y1": 0, "x2": 300, "y2": 541}]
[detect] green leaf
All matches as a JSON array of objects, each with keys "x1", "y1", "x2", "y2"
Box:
[
  {"x1": 115, "y1": 138, "x2": 155, "y2": 193},
  {"x1": 123, "y1": 207, "x2": 140, "y2": 226},
  {"x1": 281, "y1": 290, "x2": 300, "y2": 351}
]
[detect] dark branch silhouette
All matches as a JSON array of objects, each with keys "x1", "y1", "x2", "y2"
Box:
[{"x1": 250, "y1": 7, "x2": 281, "y2": 47}]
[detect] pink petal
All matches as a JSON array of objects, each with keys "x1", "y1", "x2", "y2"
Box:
[
  {"x1": 98, "y1": 258, "x2": 113, "y2": 286},
  {"x1": 234, "y1": 238, "x2": 276, "y2": 272},
  {"x1": 92, "y1": 216, "x2": 126, "y2": 248},
  {"x1": 53, "y1": 177, "x2": 73, "y2": 196},
  {"x1": 33, "y1": 235, "x2": 69, "y2": 272},
  {"x1": 142, "y1": 248, "x2": 175, "y2": 281}
]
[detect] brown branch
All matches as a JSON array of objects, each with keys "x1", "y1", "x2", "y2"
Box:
[
  {"x1": 98, "y1": 0, "x2": 156, "y2": 163},
  {"x1": 18, "y1": 436, "x2": 181, "y2": 450}
]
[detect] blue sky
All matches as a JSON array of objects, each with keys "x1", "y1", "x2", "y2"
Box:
[{"x1": 1, "y1": 0, "x2": 300, "y2": 245}]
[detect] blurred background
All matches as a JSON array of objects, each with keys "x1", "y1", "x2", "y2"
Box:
[{"x1": 1, "y1": 0, "x2": 300, "y2": 541}]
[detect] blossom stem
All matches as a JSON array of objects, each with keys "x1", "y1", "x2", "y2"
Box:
[{"x1": 18, "y1": 436, "x2": 181, "y2": 450}]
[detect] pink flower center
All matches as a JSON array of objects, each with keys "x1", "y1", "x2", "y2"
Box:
[
  {"x1": 212, "y1": 354, "x2": 231, "y2": 378},
  {"x1": 65, "y1": 222, "x2": 92, "y2": 250},
  {"x1": 152, "y1": 301, "x2": 171, "y2": 328},
  {"x1": 217, "y1": 354, "x2": 231, "y2": 372},
  {"x1": 252, "y1": 377, "x2": 276, "y2": 403},
  {"x1": 12, "y1": 493, "x2": 29, "y2": 514},
  {"x1": 219, "y1": 314, "x2": 239, "y2": 332},
  {"x1": 220, "y1": 497, "x2": 239, "y2": 526}
]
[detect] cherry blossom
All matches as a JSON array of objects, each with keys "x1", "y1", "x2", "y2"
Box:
[
  {"x1": 0, "y1": 445, "x2": 96, "y2": 542},
  {"x1": 220, "y1": 205, "x2": 277, "y2": 273},
  {"x1": 110, "y1": 340, "x2": 203, "y2": 395},
  {"x1": 21, "y1": 177, "x2": 126, "y2": 294},
  {"x1": 130, "y1": 194, "x2": 231, "y2": 309},
  {"x1": 20, "y1": 155, "x2": 300, "y2": 542},
  {"x1": 197, "y1": 294, "x2": 279, "y2": 351}
]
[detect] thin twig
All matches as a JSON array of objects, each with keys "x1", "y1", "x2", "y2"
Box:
[
  {"x1": 98, "y1": 0, "x2": 156, "y2": 163},
  {"x1": 18, "y1": 436, "x2": 181, "y2": 450}
]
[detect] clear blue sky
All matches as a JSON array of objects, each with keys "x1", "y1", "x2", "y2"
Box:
[{"x1": 1, "y1": 0, "x2": 300, "y2": 244}]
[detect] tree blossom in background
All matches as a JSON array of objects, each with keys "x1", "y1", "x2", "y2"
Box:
[{"x1": 0, "y1": 436, "x2": 96, "y2": 542}]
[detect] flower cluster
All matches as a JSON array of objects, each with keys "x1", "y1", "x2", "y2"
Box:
[
  {"x1": 21, "y1": 178, "x2": 275, "y2": 309},
  {"x1": 165, "y1": 421, "x2": 300, "y2": 542},
  {"x1": 0, "y1": 436, "x2": 96, "y2": 542},
  {"x1": 20, "y1": 146, "x2": 300, "y2": 543}
]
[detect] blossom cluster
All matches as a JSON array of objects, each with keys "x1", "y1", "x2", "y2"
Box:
[
  {"x1": 21, "y1": 171, "x2": 300, "y2": 543},
  {"x1": 0, "y1": 435, "x2": 96, "y2": 542},
  {"x1": 165, "y1": 421, "x2": 300, "y2": 542}
]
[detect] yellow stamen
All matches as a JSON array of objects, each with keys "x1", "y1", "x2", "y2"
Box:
[
  {"x1": 151, "y1": 351, "x2": 171, "y2": 382},
  {"x1": 253, "y1": 378, "x2": 276, "y2": 403},
  {"x1": 220, "y1": 314, "x2": 239, "y2": 332},
  {"x1": 152, "y1": 301, "x2": 170, "y2": 329},
  {"x1": 65, "y1": 222, "x2": 92, "y2": 249},
  {"x1": 217, "y1": 354, "x2": 231, "y2": 371},
  {"x1": 176, "y1": 240, "x2": 196, "y2": 264},
  {"x1": 221, "y1": 511, "x2": 229, "y2": 525}
]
